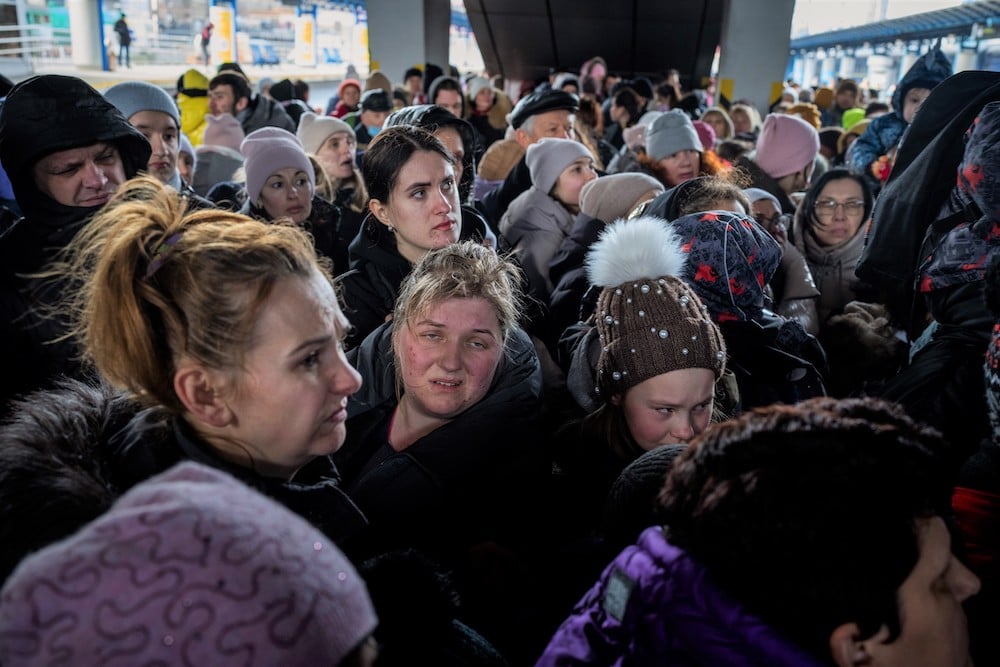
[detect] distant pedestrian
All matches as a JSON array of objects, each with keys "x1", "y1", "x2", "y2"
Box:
[
  {"x1": 200, "y1": 21, "x2": 213, "y2": 66},
  {"x1": 113, "y1": 13, "x2": 131, "y2": 68}
]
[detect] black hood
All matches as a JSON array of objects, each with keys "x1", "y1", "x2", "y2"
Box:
[
  {"x1": 385, "y1": 104, "x2": 477, "y2": 203},
  {"x1": 0, "y1": 75, "x2": 151, "y2": 224},
  {"x1": 892, "y1": 48, "x2": 953, "y2": 120}
]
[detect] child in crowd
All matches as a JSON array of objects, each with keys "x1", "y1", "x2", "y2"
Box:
[{"x1": 500, "y1": 137, "x2": 597, "y2": 303}]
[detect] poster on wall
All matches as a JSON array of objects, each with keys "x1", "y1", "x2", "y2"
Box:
[
  {"x1": 295, "y1": 4, "x2": 318, "y2": 67},
  {"x1": 210, "y1": 0, "x2": 237, "y2": 65}
]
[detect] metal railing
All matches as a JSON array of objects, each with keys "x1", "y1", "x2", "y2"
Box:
[
  {"x1": 0, "y1": 23, "x2": 296, "y2": 68},
  {"x1": 0, "y1": 24, "x2": 72, "y2": 62}
]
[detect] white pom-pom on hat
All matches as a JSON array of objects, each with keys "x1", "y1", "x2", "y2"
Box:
[{"x1": 585, "y1": 215, "x2": 687, "y2": 288}]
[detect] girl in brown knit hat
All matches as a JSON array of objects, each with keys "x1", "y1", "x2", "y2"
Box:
[{"x1": 551, "y1": 216, "x2": 727, "y2": 534}]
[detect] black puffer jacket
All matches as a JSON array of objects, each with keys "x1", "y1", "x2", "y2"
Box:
[
  {"x1": 339, "y1": 208, "x2": 496, "y2": 349},
  {"x1": 335, "y1": 321, "x2": 544, "y2": 559},
  {"x1": 105, "y1": 406, "x2": 368, "y2": 553},
  {"x1": 0, "y1": 75, "x2": 151, "y2": 414}
]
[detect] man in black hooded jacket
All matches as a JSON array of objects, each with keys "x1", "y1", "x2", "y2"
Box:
[{"x1": 0, "y1": 75, "x2": 151, "y2": 415}]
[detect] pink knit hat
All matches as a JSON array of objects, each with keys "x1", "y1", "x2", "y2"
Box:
[
  {"x1": 203, "y1": 112, "x2": 245, "y2": 151},
  {"x1": 692, "y1": 120, "x2": 717, "y2": 151},
  {"x1": 753, "y1": 113, "x2": 819, "y2": 179},
  {"x1": 0, "y1": 462, "x2": 377, "y2": 666},
  {"x1": 241, "y1": 127, "x2": 315, "y2": 203}
]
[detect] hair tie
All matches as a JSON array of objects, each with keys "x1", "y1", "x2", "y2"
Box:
[{"x1": 145, "y1": 232, "x2": 183, "y2": 279}]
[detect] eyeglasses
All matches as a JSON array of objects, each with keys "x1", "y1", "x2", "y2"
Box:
[{"x1": 814, "y1": 199, "x2": 865, "y2": 217}]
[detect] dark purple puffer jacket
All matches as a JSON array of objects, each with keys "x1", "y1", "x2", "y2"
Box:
[{"x1": 536, "y1": 527, "x2": 825, "y2": 666}]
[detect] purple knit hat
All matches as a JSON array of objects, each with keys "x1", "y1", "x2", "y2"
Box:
[
  {"x1": 0, "y1": 462, "x2": 377, "y2": 666},
  {"x1": 754, "y1": 113, "x2": 819, "y2": 179},
  {"x1": 670, "y1": 210, "x2": 781, "y2": 323},
  {"x1": 241, "y1": 126, "x2": 315, "y2": 203}
]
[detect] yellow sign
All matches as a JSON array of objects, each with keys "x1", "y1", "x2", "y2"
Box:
[
  {"x1": 718, "y1": 78, "x2": 734, "y2": 109},
  {"x1": 209, "y1": 4, "x2": 235, "y2": 64},
  {"x1": 295, "y1": 14, "x2": 317, "y2": 67},
  {"x1": 769, "y1": 81, "x2": 785, "y2": 109}
]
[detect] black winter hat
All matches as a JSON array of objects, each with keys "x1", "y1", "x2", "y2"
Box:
[
  {"x1": 507, "y1": 89, "x2": 579, "y2": 130},
  {"x1": 268, "y1": 78, "x2": 296, "y2": 102},
  {"x1": 601, "y1": 444, "x2": 687, "y2": 549},
  {"x1": 360, "y1": 88, "x2": 391, "y2": 112},
  {"x1": 0, "y1": 75, "x2": 150, "y2": 193}
]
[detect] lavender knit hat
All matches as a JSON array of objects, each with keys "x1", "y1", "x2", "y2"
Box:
[
  {"x1": 241, "y1": 126, "x2": 315, "y2": 203},
  {"x1": 754, "y1": 113, "x2": 819, "y2": 179},
  {"x1": 0, "y1": 462, "x2": 377, "y2": 667}
]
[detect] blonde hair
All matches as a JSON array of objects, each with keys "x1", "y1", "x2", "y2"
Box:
[
  {"x1": 60, "y1": 175, "x2": 328, "y2": 412},
  {"x1": 308, "y1": 154, "x2": 336, "y2": 202},
  {"x1": 392, "y1": 241, "x2": 523, "y2": 350},
  {"x1": 307, "y1": 155, "x2": 369, "y2": 213}
]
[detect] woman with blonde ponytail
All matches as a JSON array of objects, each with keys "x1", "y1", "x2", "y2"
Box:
[{"x1": 59, "y1": 175, "x2": 368, "y2": 546}]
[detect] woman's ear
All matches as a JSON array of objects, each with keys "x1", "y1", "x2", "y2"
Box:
[
  {"x1": 174, "y1": 365, "x2": 233, "y2": 429},
  {"x1": 829, "y1": 622, "x2": 883, "y2": 666},
  {"x1": 609, "y1": 393, "x2": 623, "y2": 407},
  {"x1": 368, "y1": 198, "x2": 390, "y2": 227}
]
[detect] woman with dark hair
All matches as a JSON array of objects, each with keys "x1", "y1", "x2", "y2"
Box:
[
  {"x1": 603, "y1": 86, "x2": 640, "y2": 151},
  {"x1": 340, "y1": 125, "x2": 494, "y2": 349},
  {"x1": 792, "y1": 167, "x2": 875, "y2": 325},
  {"x1": 383, "y1": 104, "x2": 477, "y2": 205}
]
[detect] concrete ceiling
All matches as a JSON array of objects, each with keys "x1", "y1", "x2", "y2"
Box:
[{"x1": 462, "y1": 0, "x2": 726, "y2": 87}]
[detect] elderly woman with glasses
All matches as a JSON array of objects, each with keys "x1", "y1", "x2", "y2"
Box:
[{"x1": 792, "y1": 168, "x2": 875, "y2": 326}]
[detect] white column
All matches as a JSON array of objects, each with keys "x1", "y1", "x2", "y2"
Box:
[
  {"x1": 67, "y1": 0, "x2": 103, "y2": 69},
  {"x1": 791, "y1": 56, "x2": 805, "y2": 87},
  {"x1": 716, "y1": 0, "x2": 796, "y2": 112},
  {"x1": 838, "y1": 56, "x2": 856, "y2": 80},
  {"x1": 820, "y1": 56, "x2": 838, "y2": 87},
  {"x1": 802, "y1": 55, "x2": 818, "y2": 88},
  {"x1": 366, "y1": 0, "x2": 450, "y2": 85},
  {"x1": 954, "y1": 47, "x2": 978, "y2": 73}
]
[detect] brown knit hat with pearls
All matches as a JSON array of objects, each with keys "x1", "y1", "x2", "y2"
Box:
[{"x1": 587, "y1": 216, "x2": 726, "y2": 398}]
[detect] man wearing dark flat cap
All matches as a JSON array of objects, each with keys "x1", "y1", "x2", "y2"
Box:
[{"x1": 480, "y1": 88, "x2": 580, "y2": 225}]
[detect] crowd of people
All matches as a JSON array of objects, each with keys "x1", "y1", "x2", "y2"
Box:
[{"x1": 0, "y1": 47, "x2": 998, "y2": 666}]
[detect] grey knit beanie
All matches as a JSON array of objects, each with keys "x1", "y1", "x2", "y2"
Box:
[
  {"x1": 105, "y1": 81, "x2": 179, "y2": 127},
  {"x1": 645, "y1": 109, "x2": 702, "y2": 162},
  {"x1": 587, "y1": 216, "x2": 726, "y2": 398},
  {"x1": 526, "y1": 137, "x2": 592, "y2": 194}
]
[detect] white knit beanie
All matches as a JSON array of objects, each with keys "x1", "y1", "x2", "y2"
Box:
[{"x1": 297, "y1": 111, "x2": 354, "y2": 155}]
